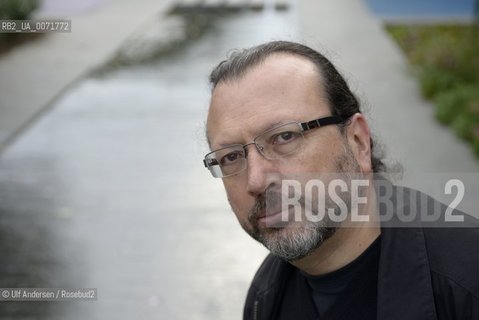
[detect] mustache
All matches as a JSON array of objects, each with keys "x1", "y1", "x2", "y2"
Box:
[
  {"x1": 248, "y1": 194, "x2": 267, "y2": 221},
  {"x1": 248, "y1": 188, "x2": 305, "y2": 221}
]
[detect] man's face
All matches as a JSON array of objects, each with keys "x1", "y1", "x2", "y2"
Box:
[{"x1": 206, "y1": 54, "x2": 364, "y2": 261}]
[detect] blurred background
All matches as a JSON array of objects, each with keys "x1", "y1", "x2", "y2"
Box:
[{"x1": 0, "y1": 0, "x2": 478, "y2": 319}]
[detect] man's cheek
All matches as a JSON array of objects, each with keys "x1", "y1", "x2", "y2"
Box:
[{"x1": 226, "y1": 192, "x2": 244, "y2": 214}]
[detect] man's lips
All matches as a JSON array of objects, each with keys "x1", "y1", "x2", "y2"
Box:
[
  {"x1": 257, "y1": 209, "x2": 290, "y2": 227},
  {"x1": 255, "y1": 206, "x2": 282, "y2": 219}
]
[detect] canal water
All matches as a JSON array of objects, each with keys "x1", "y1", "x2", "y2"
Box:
[
  {"x1": 0, "y1": 7, "x2": 300, "y2": 320},
  {"x1": 365, "y1": 0, "x2": 476, "y2": 17}
]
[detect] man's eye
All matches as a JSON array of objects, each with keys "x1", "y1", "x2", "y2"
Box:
[
  {"x1": 273, "y1": 131, "x2": 299, "y2": 144},
  {"x1": 220, "y1": 151, "x2": 244, "y2": 166}
]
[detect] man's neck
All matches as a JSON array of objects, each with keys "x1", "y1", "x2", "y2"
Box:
[
  {"x1": 292, "y1": 184, "x2": 381, "y2": 276},
  {"x1": 292, "y1": 224, "x2": 381, "y2": 275}
]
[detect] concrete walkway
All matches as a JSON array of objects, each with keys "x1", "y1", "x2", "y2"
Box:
[{"x1": 0, "y1": 0, "x2": 174, "y2": 153}]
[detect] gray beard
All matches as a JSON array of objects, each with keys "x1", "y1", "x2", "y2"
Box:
[
  {"x1": 256, "y1": 220, "x2": 337, "y2": 262},
  {"x1": 241, "y1": 142, "x2": 361, "y2": 262}
]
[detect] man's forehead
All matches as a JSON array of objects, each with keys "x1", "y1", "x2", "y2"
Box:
[
  {"x1": 206, "y1": 53, "x2": 328, "y2": 147},
  {"x1": 211, "y1": 52, "x2": 322, "y2": 100},
  {"x1": 224, "y1": 53, "x2": 320, "y2": 87}
]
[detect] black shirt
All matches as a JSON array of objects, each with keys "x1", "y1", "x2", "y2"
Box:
[{"x1": 301, "y1": 236, "x2": 381, "y2": 319}]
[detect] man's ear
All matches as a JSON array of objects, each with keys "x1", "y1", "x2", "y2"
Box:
[{"x1": 345, "y1": 113, "x2": 372, "y2": 173}]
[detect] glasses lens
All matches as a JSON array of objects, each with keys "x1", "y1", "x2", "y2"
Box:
[
  {"x1": 255, "y1": 122, "x2": 304, "y2": 159},
  {"x1": 205, "y1": 145, "x2": 246, "y2": 178}
]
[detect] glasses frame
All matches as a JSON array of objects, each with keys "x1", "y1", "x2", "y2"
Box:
[{"x1": 203, "y1": 115, "x2": 345, "y2": 177}]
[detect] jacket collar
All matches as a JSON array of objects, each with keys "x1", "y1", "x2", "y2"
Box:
[{"x1": 377, "y1": 184, "x2": 438, "y2": 320}]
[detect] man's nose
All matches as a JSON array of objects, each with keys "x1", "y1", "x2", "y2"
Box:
[{"x1": 245, "y1": 145, "x2": 276, "y2": 196}]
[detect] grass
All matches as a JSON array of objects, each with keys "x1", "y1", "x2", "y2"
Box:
[{"x1": 386, "y1": 24, "x2": 479, "y2": 157}]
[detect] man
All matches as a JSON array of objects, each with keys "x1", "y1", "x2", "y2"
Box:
[{"x1": 202, "y1": 41, "x2": 479, "y2": 319}]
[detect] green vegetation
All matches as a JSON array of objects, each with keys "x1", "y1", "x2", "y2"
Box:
[
  {"x1": 0, "y1": 0, "x2": 38, "y2": 20},
  {"x1": 386, "y1": 24, "x2": 479, "y2": 157},
  {"x1": 0, "y1": 0, "x2": 40, "y2": 55}
]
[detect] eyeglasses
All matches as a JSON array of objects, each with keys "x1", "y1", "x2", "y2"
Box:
[{"x1": 203, "y1": 115, "x2": 344, "y2": 178}]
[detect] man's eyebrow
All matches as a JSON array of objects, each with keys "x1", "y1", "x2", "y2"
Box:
[
  {"x1": 212, "y1": 119, "x2": 295, "y2": 149},
  {"x1": 256, "y1": 119, "x2": 299, "y2": 136}
]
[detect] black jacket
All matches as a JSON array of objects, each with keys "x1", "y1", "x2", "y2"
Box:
[{"x1": 243, "y1": 186, "x2": 479, "y2": 320}]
